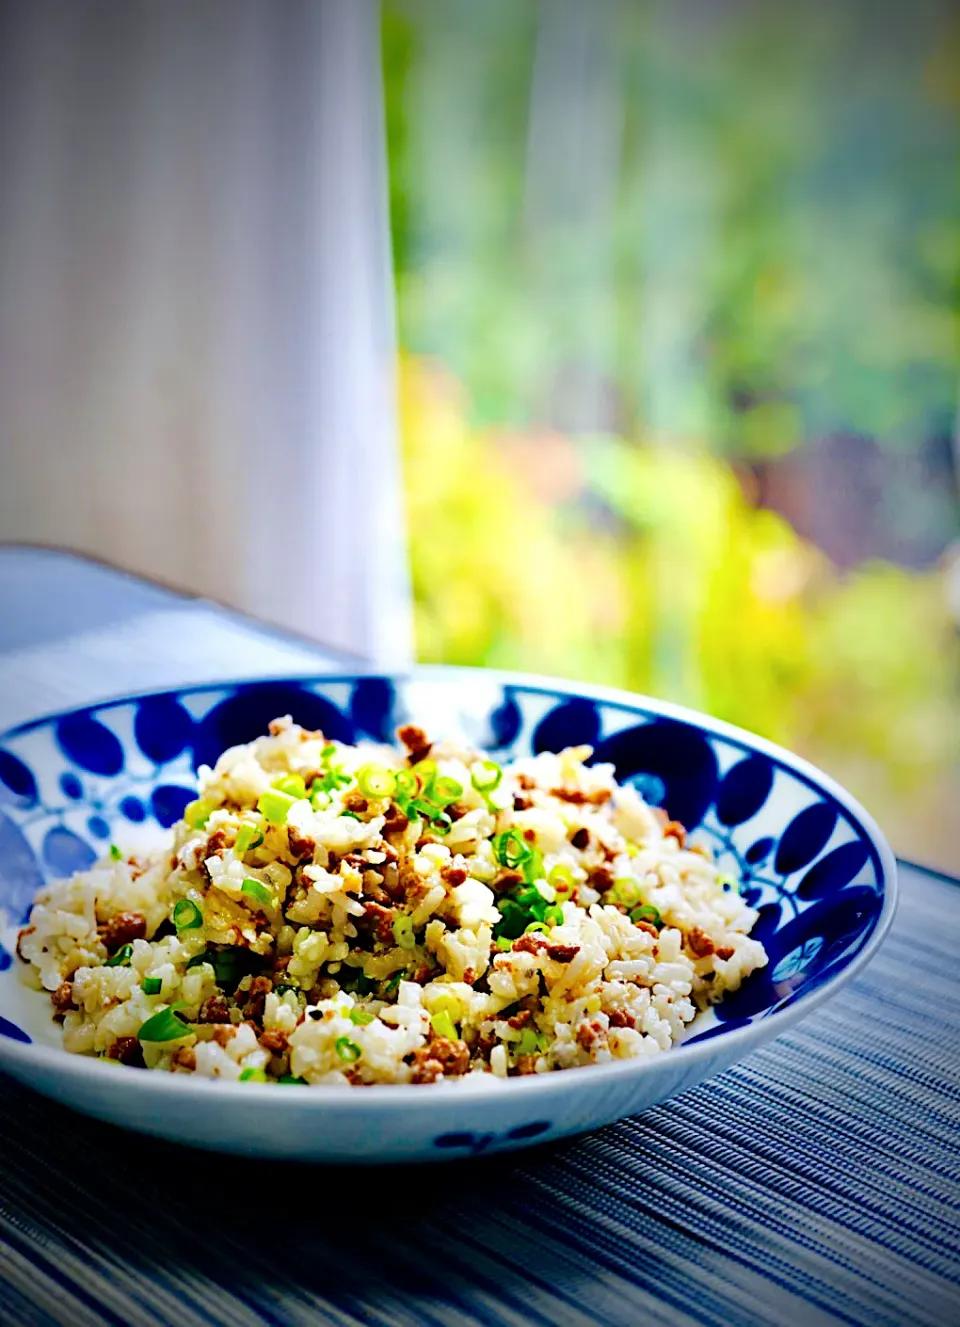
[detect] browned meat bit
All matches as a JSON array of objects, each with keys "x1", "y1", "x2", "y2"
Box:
[
  {"x1": 360, "y1": 901, "x2": 398, "y2": 945},
  {"x1": 507, "y1": 1009, "x2": 532, "y2": 1029},
  {"x1": 100, "y1": 911, "x2": 147, "y2": 952},
  {"x1": 663, "y1": 820, "x2": 686, "y2": 847},
  {"x1": 546, "y1": 943, "x2": 580, "y2": 963},
  {"x1": 382, "y1": 810, "x2": 409, "y2": 838},
  {"x1": 522, "y1": 828, "x2": 536, "y2": 843},
  {"x1": 441, "y1": 864, "x2": 467, "y2": 887},
  {"x1": 51, "y1": 981, "x2": 75, "y2": 1013},
  {"x1": 410, "y1": 1035, "x2": 470, "y2": 1083},
  {"x1": 446, "y1": 802, "x2": 469, "y2": 822},
  {"x1": 108, "y1": 1036, "x2": 145, "y2": 1068},
  {"x1": 516, "y1": 773, "x2": 536, "y2": 791},
  {"x1": 362, "y1": 872, "x2": 389, "y2": 904},
  {"x1": 198, "y1": 994, "x2": 232, "y2": 1024},
  {"x1": 461, "y1": 967, "x2": 477, "y2": 986},
  {"x1": 259, "y1": 1027, "x2": 289, "y2": 1054},
  {"x1": 513, "y1": 795, "x2": 533, "y2": 811},
  {"x1": 397, "y1": 724, "x2": 432, "y2": 765},
  {"x1": 412, "y1": 962, "x2": 434, "y2": 984},
  {"x1": 241, "y1": 976, "x2": 273, "y2": 1022},
  {"x1": 589, "y1": 865, "x2": 615, "y2": 891},
  {"x1": 268, "y1": 717, "x2": 292, "y2": 736},
  {"x1": 475, "y1": 1032, "x2": 496, "y2": 1058},
  {"x1": 576, "y1": 1021, "x2": 605, "y2": 1052},
  {"x1": 716, "y1": 945, "x2": 735, "y2": 962},
  {"x1": 687, "y1": 927, "x2": 716, "y2": 958},
  {"x1": 272, "y1": 954, "x2": 292, "y2": 975},
  {"x1": 342, "y1": 792, "x2": 369, "y2": 816},
  {"x1": 551, "y1": 787, "x2": 613, "y2": 807},
  {"x1": 514, "y1": 1054, "x2": 539, "y2": 1076},
  {"x1": 212, "y1": 1025, "x2": 235, "y2": 1048},
  {"x1": 15, "y1": 926, "x2": 35, "y2": 962},
  {"x1": 634, "y1": 920, "x2": 659, "y2": 939},
  {"x1": 570, "y1": 827, "x2": 590, "y2": 850},
  {"x1": 170, "y1": 1046, "x2": 196, "y2": 1072},
  {"x1": 203, "y1": 828, "x2": 229, "y2": 861},
  {"x1": 288, "y1": 825, "x2": 316, "y2": 859},
  {"x1": 608, "y1": 1009, "x2": 636, "y2": 1030},
  {"x1": 512, "y1": 933, "x2": 549, "y2": 956},
  {"x1": 495, "y1": 870, "x2": 524, "y2": 891}
]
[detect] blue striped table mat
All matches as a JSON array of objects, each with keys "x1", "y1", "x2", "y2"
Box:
[{"x1": 1, "y1": 860, "x2": 957, "y2": 1327}]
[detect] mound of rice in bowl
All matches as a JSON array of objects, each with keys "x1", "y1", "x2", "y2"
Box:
[{"x1": 17, "y1": 719, "x2": 768, "y2": 1085}]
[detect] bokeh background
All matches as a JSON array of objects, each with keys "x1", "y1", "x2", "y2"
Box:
[{"x1": 383, "y1": 0, "x2": 960, "y2": 871}]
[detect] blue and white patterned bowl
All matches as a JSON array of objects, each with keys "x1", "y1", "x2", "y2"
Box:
[{"x1": 0, "y1": 669, "x2": 896, "y2": 1162}]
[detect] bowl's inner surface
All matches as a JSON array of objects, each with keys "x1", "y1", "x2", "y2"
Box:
[{"x1": 0, "y1": 673, "x2": 888, "y2": 1051}]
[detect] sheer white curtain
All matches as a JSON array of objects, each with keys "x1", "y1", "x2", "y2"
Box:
[{"x1": 0, "y1": 0, "x2": 412, "y2": 666}]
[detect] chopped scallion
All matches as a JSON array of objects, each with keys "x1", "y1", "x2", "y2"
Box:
[
  {"x1": 238, "y1": 1067, "x2": 268, "y2": 1082},
  {"x1": 431, "y1": 993, "x2": 461, "y2": 1021},
  {"x1": 272, "y1": 773, "x2": 306, "y2": 799},
  {"x1": 109, "y1": 844, "x2": 123, "y2": 862},
  {"x1": 234, "y1": 823, "x2": 263, "y2": 855},
  {"x1": 494, "y1": 829, "x2": 530, "y2": 870},
  {"x1": 335, "y1": 1036, "x2": 361, "y2": 1063},
  {"x1": 173, "y1": 898, "x2": 203, "y2": 931},
  {"x1": 392, "y1": 915, "x2": 416, "y2": 950},
  {"x1": 105, "y1": 943, "x2": 133, "y2": 967},
  {"x1": 515, "y1": 1027, "x2": 544, "y2": 1057},
  {"x1": 241, "y1": 878, "x2": 274, "y2": 909},
  {"x1": 184, "y1": 798, "x2": 213, "y2": 830},
  {"x1": 142, "y1": 976, "x2": 162, "y2": 995},
  {"x1": 257, "y1": 788, "x2": 298, "y2": 825},
  {"x1": 138, "y1": 1004, "x2": 189, "y2": 1043},
  {"x1": 613, "y1": 877, "x2": 642, "y2": 907},
  {"x1": 430, "y1": 1010, "x2": 458, "y2": 1041},
  {"x1": 432, "y1": 775, "x2": 464, "y2": 804},
  {"x1": 543, "y1": 904, "x2": 565, "y2": 927},
  {"x1": 349, "y1": 1008, "x2": 375, "y2": 1026},
  {"x1": 470, "y1": 760, "x2": 502, "y2": 792},
  {"x1": 356, "y1": 764, "x2": 397, "y2": 800},
  {"x1": 630, "y1": 904, "x2": 663, "y2": 929},
  {"x1": 278, "y1": 1074, "x2": 306, "y2": 1085},
  {"x1": 524, "y1": 921, "x2": 548, "y2": 935}
]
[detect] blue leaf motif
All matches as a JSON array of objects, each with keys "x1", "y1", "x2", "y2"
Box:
[
  {"x1": 506, "y1": 1120, "x2": 551, "y2": 1141},
  {"x1": 134, "y1": 695, "x2": 194, "y2": 765},
  {"x1": 0, "y1": 749, "x2": 38, "y2": 810},
  {"x1": 774, "y1": 803, "x2": 838, "y2": 875},
  {"x1": 0, "y1": 941, "x2": 12, "y2": 971},
  {"x1": 715, "y1": 756, "x2": 774, "y2": 826},
  {"x1": 56, "y1": 714, "x2": 125, "y2": 776},
  {"x1": 0, "y1": 810, "x2": 45, "y2": 922},
  {"x1": 151, "y1": 784, "x2": 195, "y2": 829},
  {"x1": 0, "y1": 1017, "x2": 31, "y2": 1044},
  {"x1": 594, "y1": 719, "x2": 719, "y2": 830},
  {"x1": 60, "y1": 773, "x2": 83, "y2": 801},
  {"x1": 43, "y1": 826, "x2": 97, "y2": 876},
  {"x1": 87, "y1": 815, "x2": 110, "y2": 840},
  {"x1": 796, "y1": 841, "x2": 871, "y2": 901},
  {"x1": 745, "y1": 836, "x2": 774, "y2": 865},
  {"x1": 533, "y1": 699, "x2": 601, "y2": 754},
  {"x1": 119, "y1": 796, "x2": 146, "y2": 823},
  {"x1": 486, "y1": 693, "x2": 522, "y2": 750}
]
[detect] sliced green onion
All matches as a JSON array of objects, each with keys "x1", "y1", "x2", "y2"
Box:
[
  {"x1": 515, "y1": 1027, "x2": 544, "y2": 1057},
  {"x1": 356, "y1": 764, "x2": 397, "y2": 799},
  {"x1": 393, "y1": 769, "x2": 420, "y2": 802},
  {"x1": 495, "y1": 936, "x2": 514, "y2": 952},
  {"x1": 105, "y1": 943, "x2": 133, "y2": 967},
  {"x1": 549, "y1": 865, "x2": 576, "y2": 898},
  {"x1": 142, "y1": 976, "x2": 163, "y2": 996},
  {"x1": 349, "y1": 1007, "x2": 375, "y2": 1025},
  {"x1": 383, "y1": 971, "x2": 404, "y2": 995},
  {"x1": 630, "y1": 904, "x2": 663, "y2": 928},
  {"x1": 613, "y1": 877, "x2": 642, "y2": 907},
  {"x1": 186, "y1": 946, "x2": 260, "y2": 988},
  {"x1": 392, "y1": 915, "x2": 416, "y2": 950},
  {"x1": 310, "y1": 787, "x2": 332, "y2": 810},
  {"x1": 524, "y1": 921, "x2": 548, "y2": 935},
  {"x1": 470, "y1": 760, "x2": 502, "y2": 793},
  {"x1": 241, "y1": 878, "x2": 274, "y2": 909},
  {"x1": 138, "y1": 1004, "x2": 189, "y2": 1043},
  {"x1": 335, "y1": 1036, "x2": 361, "y2": 1062},
  {"x1": 321, "y1": 742, "x2": 338, "y2": 760},
  {"x1": 432, "y1": 775, "x2": 464, "y2": 805},
  {"x1": 341, "y1": 810, "x2": 362, "y2": 822},
  {"x1": 257, "y1": 788, "x2": 297, "y2": 825},
  {"x1": 522, "y1": 847, "x2": 545, "y2": 887},
  {"x1": 494, "y1": 829, "x2": 530, "y2": 870},
  {"x1": 430, "y1": 1010, "x2": 458, "y2": 1041},
  {"x1": 543, "y1": 904, "x2": 565, "y2": 927},
  {"x1": 238, "y1": 1066, "x2": 268, "y2": 1082},
  {"x1": 234, "y1": 824, "x2": 263, "y2": 855},
  {"x1": 431, "y1": 992, "x2": 461, "y2": 1021},
  {"x1": 173, "y1": 898, "x2": 203, "y2": 931},
  {"x1": 414, "y1": 759, "x2": 438, "y2": 791},
  {"x1": 278, "y1": 1074, "x2": 306, "y2": 1085},
  {"x1": 431, "y1": 812, "x2": 452, "y2": 836},
  {"x1": 109, "y1": 844, "x2": 123, "y2": 862},
  {"x1": 272, "y1": 773, "x2": 307, "y2": 799},
  {"x1": 184, "y1": 798, "x2": 213, "y2": 830}
]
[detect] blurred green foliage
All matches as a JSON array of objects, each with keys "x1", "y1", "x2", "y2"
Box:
[{"x1": 383, "y1": 1, "x2": 960, "y2": 866}]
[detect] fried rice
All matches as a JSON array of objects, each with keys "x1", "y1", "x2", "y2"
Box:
[{"x1": 17, "y1": 718, "x2": 768, "y2": 1085}]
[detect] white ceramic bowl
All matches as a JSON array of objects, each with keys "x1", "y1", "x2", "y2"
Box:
[{"x1": 0, "y1": 668, "x2": 897, "y2": 1161}]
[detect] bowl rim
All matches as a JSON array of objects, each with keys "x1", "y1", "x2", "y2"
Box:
[{"x1": 0, "y1": 663, "x2": 899, "y2": 1110}]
